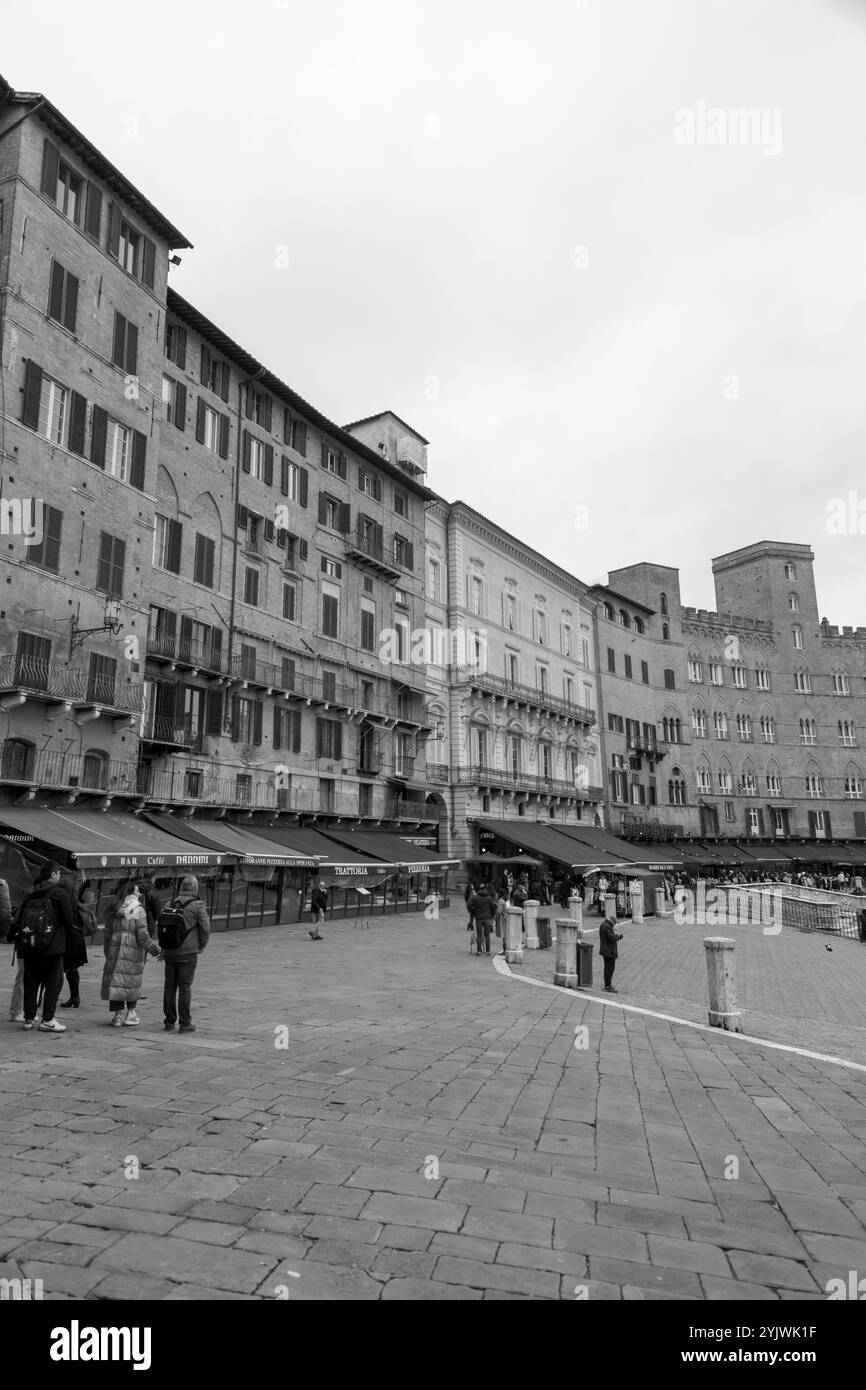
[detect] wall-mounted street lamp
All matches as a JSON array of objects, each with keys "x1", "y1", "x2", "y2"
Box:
[{"x1": 70, "y1": 601, "x2": 123, "y2": 656}]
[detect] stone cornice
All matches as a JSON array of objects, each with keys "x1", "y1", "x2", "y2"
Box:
[{"x1": 448, "y1": 507, "x2": 588, "y2": 600}]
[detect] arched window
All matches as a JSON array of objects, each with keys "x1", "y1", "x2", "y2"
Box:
[
  {"x1": 760, "y1": 713, "x2": 776, "y2": 743},
  {"x1": 843, "y1": 762, "x2": 864, "y2": 798},
  {"x1": 838, "y1": 719, "x2": 857, "y2": 747},
  {"x1": 660, "y1": 593, "x2": 669, "y2": 616},
  {"x1": 633, "y1": 616, "x2": 644, "y2": 635},
  {"x1": 799, "y1": 716, "x2": 817, "y2": 745},
  {"x1": 740, "y1": 759, "x2": 758, "y2": 796},
  {"x1": 662, "y1": 623, "x2": 670, "y2": 642},
  {"x1": 792, "y1": 625, "x2": 803, "y2": 650},
  {"x1": 832, "y1": 668, "x2": 850, "y2": 696},
  {"x1": 81, "y1": 750, "x2": 109, "y2": 790},
  {"x1": 788, "y1": 593, "x2": 800, "y2": 612},
  {"x1": 805, "y1": 762, "x2": 824, "y2": 799},
  {"x1": 695, "y1": 761, "x2": 712, "y2": 795},
  {"x1": 765, "y1": 759, "x2": 782, "y2": 798},
  {"x1": 603, "y1": 601, "x2": 614, "y2": 622},
  {"x1": 668, "y1": 766, "x2": 686, "y2": 805},
  {"x1": 736, "y1": 710, "x2": 753, "y2": 741},
  {"x1": 538, "y1": 740, "x2": 555, "y2": 782},
  {"x1": 662, "y1": 715, "x2": 683, "y2": 744},
  {"x1": 785, "y1": 563, "x2": 797, "y2": 581},
  {"x1": 713, "y1": 709, "x2": 729, "y2": 739},
  {"x1": 691, "y1": 707, "x2": 707, "y2": 738},
  {"x1": 1, "y1": 738, "x2": 35, "y2": 780},
  {"x1": 618, "y1": 609, "x2": 631, "y2": 629}
]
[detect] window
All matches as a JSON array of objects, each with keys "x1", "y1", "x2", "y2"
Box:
[
  {"x1": 755, "y1": 668, "x2": 770, "y2": 691},
  {"x1": 844, "y1": 775, "x2": 864, "y2": 799},
  {"x1": 839, "y1": 720, "x2": 857, "y2": 747},
  {"x1": 321, "y1": 558, "x2": 342, "y2": 579},
  {"x1": 322, "y1": 582, "x2": 340, "y2": 638},
  {"x1": 536, "y1": 609, "x2": 547, "y2": 644},
  {"x1": 165, "y1": 322, "x2": 187, "y2": 369},
  {"x1": 618, "y1": 609, "x2": 631, "y2": 629},
  {"x1": 766, "y1": 773, "x2": 781, "y2": 797},
  {"x1": 785, "y1": 563, "x2": 797, "y2": 581},
  {"x1": 540, "y1": 743, "x2": 553, "y2": 780},
  {"x1": 664, "y1": 668, "x2": 675, "y2": 690},
  {"x1": 281, "y1": 657, "x2": 296, "y2": 691},
  {"x1": 394, "y1": 616, "x2": 410, "y2": 663},
  {"x1": 112, "y1": 313, "x2": 138, "y2": 375},
  {"x1": 691, "y1": 709, "x2": 707, "y2": 738},
  {"x1": 280, "y1": 457, "x2": 308, "y2": 504},
  {"x1": 282, "y1": 582, "x2": 297, "y2": 621},
  {"x1": 427, "y1": 557, "x2": 440, "y2": 601},
  {"x1": 191, "y1": 535, "x2": 214, "y2": 589},
  {"x1": 361, "y1": 599, "x2": 376, "y2": 652},
  {"x1": 833, "y1": 672, "x2": 850, "y2": 695},
  {"x1": 249, "y1": 436, "x2": 266, "y2": 481},
  {"x1": 470, "y1": 576, "x2": 483, "y2": 616},
  {"x1": 87, "y1": 653, "x2": 118, "y2": 705},
  {"x1": 505, "y1": 594, "x2": 516, "y2": 631},
  {"x1": 561, "y1": 623, "x2": 572, "y2": 656},
  {"x1": 196, "y1": 402, "x2": 229, "y2": 458},
  {"x1": 358, "y1": 468, "x2": 383, "y2": 501},
  {"x1": 624, "y1": 655, "x2": 632, "y2": 679},
  {"x1": 688, "y1": 659, "x2": 702, "y2": 682},
  {"x1": 792, "y1": 625, "x2": 803, "y2": 649},
  {"x1": 118, "y1": 218, "x2": 140, "y2": 276},
  {"x1": 810, "y1": 810, "x2": 828, "y2": 838},
  {"x1": 564, "y1": 676, "x2": 575, "y2": 704},
  {"x1": 393, "y1": 534, "x2": 413, "y2": 570},
  {"x1": 806, "y1": 773, "x2": 824, "y2": 798},
  {"x1": 603, "y1": 602, "x2": 614, "y2": 622},
  {"x1": 794, "y1": 671, "x2": 811, "y2": 694},
  {"x1": 507, "y1": 653, "x2": 519, "y2": 685},
  {"x1": 696, "y1": 767, "x2": 711, "y2": 794},
  {"x1": 736, "y1": 712, "x2": 752, "y2": 741},
  {"x1": 96, "y1": 532, "x2": 125, "y2": 597},
  {"x1": 608, "y1": 713, "x2": 624, "y2": 734},
  {"x1": 153, "y1": 515, "x2": 182, "y2": 574},
  {"x1": 474, "y1": 726, "x2": 489, "y2": 768},
  {"x1": 760, "y1": 714, "x2": 776, "y2": 743},
  {"x1": 641, "y1": 660, "x2": 649, "y2": 684},
  {"x1": 56, "y1": 159, "x2": 83, "y2": 223},
  {"x1": 800, "y1": 718, "x2": 817, "y2": 745},
  {"x1": 708, "y1": 662, "x2": 723, "y2": 685},
  {"x1": 232, "y1": 696, "x2": 263, "y2": 746},
  {"x1": 47, "y1": 261, "x2": 78, "y2": 333},
  {"x1": 506, "y1": 735, "x2": 521, "y2": 776},
  {"x1": 662, "y1": 623, "x2": 670, "y2": 641},
  {"x1": 200, "y1": 346, "x2": 230, "y2": 401},
  {"x1": 162, "y1": 376, "x2": 187, "y2": 431},
  {"x1": 37, "y1": 374, "x2": 67, "y2": 445},
  {"x1": 322, "y1": 444, "x2": 346, "y2": 478},
  {"x1": 724, "y1": 800, "x2": 735, "y2": 822},
  {"x1": 746, "y1": 808, "x2": 761, "y2": 835},
  {"x1": 633, "y1": 617, "x2": 644, "y2": 635},
  {"x1": 247, "y1": 387, "x2": 273, "y2": 431},
  {"x1": 662, "y1": 716, "x2": 682, "y2": 743},
  {"x1": 537, "y1": 665, "x2": 549, "y2": 696},
  {"x1": 732, "y1": 665, "x2": 747, "y2": 689},
  {"x1": 713, "y1": 710, "x2": 728, "y2": 740},
  {"x1": 718, "y1": 769, "x2": 733, "y2": 795},
  {"x1": 668, "y1": 769, "x2": 686, "y2": 805},
  {"x1": 104, "y1": 418, "x2": 131, "y2": 482},
  {"x1": 741, "y1": 771, "x2": 757, "y2": 795},
  {"x1": 607, "y1": 648, "x2": 616, "y2": 674},
  {"x1": 291, "y1": 419, "x2": 307, "y2": 456},
  {"x1": 659, "y1": 594, "x2": 668, "y2": 615},
  {"x1": 394, "y1": 489, "x2": 408, "y2": 518},
  {"x1": 788, "y1": 593, "x2": 799, "y2": 611},
  {"x1": 26, "y1": 505, "x2": 62, "y2": 573}
]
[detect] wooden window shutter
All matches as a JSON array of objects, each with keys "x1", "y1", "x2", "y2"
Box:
[
  {"x1": 245, "y1": 385, "x2": 254, "y2": 419},
  {"x1": 195, "y1": 398, "x2": 206, "y2": 444},
  {"x1": 318, "y1": 493, "x2": 327, "y2": 525},
  {"x1": 299, "y1": 539, "x2": 308, "y2": 560},
  {"x1": 167, "y1": 519, "x2": 182, "y2": 573},
  {"x1": 263, "y1": 396, "x2": 273, "y2": 432},
  {"x1": 207, "y1": 689, "x2": 223, "y2": 736},
  {"x1": 68, "y1": 392, "x2": 87, "y2": 456},
  {"x1": 825, "y1": 813, "x2": 832, "y2": 838},
  {"x1": 406, "y1": 541, "x2": 414, "y2": 571},
  {"x1": 757, "y1": 809, "x2": 765, "y2": 836},
  {"x1": 174, "y1": 382, "x2": 187, "y2": 430},
  {"x1": 63, "y1": 272, "x2": 78, "y2": 333},
  {"x1": 200, "y1": 345, "x2": 211, "y2": 386},
  {"x1": 334, "y1": 723, "x2": 342, "y2": 760},
  {"x1": 242, "y1": 431, "x2": 251, "y2": 472},
  {"x1": 40, "y1": 139, "x2": 59, "y2": 198},
  {"x1": 176, "y1": 326, "x2": 187, "y2": 371},
  {"x1": 112, "y1": 313, "x2": 125, "y2": 368},
  {"x1": 338, "y1": 453, "x2": 347, "y2": 480},
  {"x1": 218, "y1": 414, "x2": 230, "y2": 459},
  {"x1": 95, "y1": 532, "x2": 112, "y2": 590},
  {"x1": 264, "y1": 518, "x2": 275, "y2": 543},
  {"x1": 179, "y1": 615, "x2": 193, "y2": 654},
  {"x1": 373, "y1": 521, "x2": 383, "y2": 551},
  {"x1": 107, "y1": 202, "x2": 121, "y2": 257},
  {"x1": 211, "y1": 626, "x2": 223, "y2": 665},
  {"x1": 220, "y1": 363, "x2": 230, "y2": 403},
  {"x1": 338, "y1": 502, "x2": 351, "y2": 534},
  {"x1": 48, "y1": 261, "x2": 65, "y2": 322},
  {"x1": 280, "y1": 456, "x2": 290, "y2": 497},
  {"x1": 236, "y1": 504, "x2": 249, "y2": 530},
  {"x1": 142, "y1": 237, "x2": 156, "y2": 290},
  {"x1": 44, "y1": 507, "x2": 62, "y2": 570},
  {"x1": 292, "y1": 711, "x2": 301, "y2": 754},
  {"x1": 298, "y1": 468, "x2": 308, "y2": 507},
  {"x1": 253, "y1": 701, "x2": 263, "y2": 746},
  {"x1": 90, "y1": 406, "x2": 107, "y2": 468},
  {"x1": 231, "y1": 695, "x2": 240, "y2": 742},
  {"x1": 273, "y1": 706, "x2": 283, "y2": 750},
  {"x1": 284, "y1": 408, "x2": 291, "y2": 445},
  {"x1": 130, "y1": 431, "x2": 147, "y2": 491},
  {"x1": 263, "y1": 444, "x2": 274, "y2": 486},
  {"x1": 321, "y1": 440, "x2": 330, "y2": 468},
  {"x1": 84, "y1": 182, "x2": 102, "y2": 239},
  {"x1": 21, "y1": 360, "x2": 43, "y2": 429},
  {"x1": 125, "y1": 322, "x2": 138, "y2": 375},
  {"x1": 808, "y1": 811, "x2": 816, "y2": 836},
  {"x1": 315, "y1": 718, "x2": 324, "y2": 757}
]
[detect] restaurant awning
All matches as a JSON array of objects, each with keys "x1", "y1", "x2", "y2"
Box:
[
  {"x1": 253, "y1": 825, "x2": 388, "y2": 877},
  {"x1": 735, "y1": 842, "x2": 797, "y2": 865},
  {"x1": 783, "y1": 842, "x2": 855, "y2": 865},
  {"x1": 672, "y1": 840, "x2": 723, "y2": 865},
  {"x1": 318, "y1": 828, "x2": 459, "y2": 869},
  {"x1": 142, "y1": 812, "x2": 320, "y2": 868},
  {"x1": 690, "y1": 840, "x2": 748, "y2": 865},
  {"x1": 475, "y1": 820, "x2": 626, "y2": 872},
  {"x1": 0, "y1": 808, "x2": 229, "y2": 870},
  {"x1": 553, "y1": 825, "x2": 684, "y2": 871}
]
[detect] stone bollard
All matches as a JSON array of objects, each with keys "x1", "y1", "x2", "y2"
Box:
[
  {"x1": 554, "y1": 917, "x2": 579, "y2": 990},
  {"x1": 604, "y1": 892, "x2": 617, "y2": 920},
  {"x1": 504, "y1": 906, "x2": 524, "y2": 965},
  {"x1": 654, "y1": 886, "x2": 666, "y2": 917},
  {"x1": 703, "y1": 937, "x2": 742, "y2": 1032},
  {"x1": 630, "y1": 883, "x2": 644, "y2": 924},
  {"x1": 569, "y1": 893, "x2": 582, "y2": 921},
  {"x1": 523, "y1": 899, "x2": 540, "y2": 950}
]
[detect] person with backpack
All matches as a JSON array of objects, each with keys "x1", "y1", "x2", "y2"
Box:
[
  {"x1": 101, "y1": 882, "x2": 159, "y2": 1027},
  {"x1": 308, "y1": 879, "x2": 328, "y2": 942},
  {"x1": 14, "y1": 864, "x2": 73, "y2": 1032},
  {"x1": 470, "y1": 884, "x2": 496, "y2": 956},
  {"x1": 159, "y1": 875, "x2": 210, "y2": 1032}
]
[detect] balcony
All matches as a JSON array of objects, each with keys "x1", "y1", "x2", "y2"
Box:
[
  {"x1": 138, "y1": 767, "x2": 280, "y2": 809},
  {"x1": 146, "y1": 630, "x2": 226, "y2": 676},
  {"x1": 0, "y1": 654, "x2": 144, "y2": 716},
  {"x1": 454, "y1": 668, "x2": 595, "y2": 725},
  {"x1": 425, "y1": 763, "x2": 450, "y2": 783},
  {"x1": 229, "y1": 654, "x2": 280, "y2": 689},
  {"x1": 344, "y1": 525, "x2": 402, "y2": 581},
  {"x1": 0, "y1": 747, "x2": 140, "y2": 796},
  {"x1": 392, "y1": 797, "x2": 439, "y2": 823},
  {"x1": 627, "y1": 737, "x2": 666, "y2": 762},
  {"x1": 386, "y1": 756, "x2": 416, "y2": 782},
  {"x1": 455, "y1": 765, "x2": 602, "y2": 798},
  {"x1": 140, "y1": 716, "x2": 204, "y2": 753},
  {"x1": 242, "y1": 531, "x2": 269, "y2": 559}
]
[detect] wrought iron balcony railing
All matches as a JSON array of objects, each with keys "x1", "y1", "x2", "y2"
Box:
[
  {"x1": 453, "y1": 668, "x2": 596, "y2": 723},
  {"x1": 0, "y1": 654, "x2": 144, "y2": 713}
]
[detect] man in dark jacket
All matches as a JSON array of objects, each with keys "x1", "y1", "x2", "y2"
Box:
[
  {"x1": 599, "y1": 914, "x2": 624, "y2": 993},
  {"x1": 308, "y1": 880, "x2": 328, "y2": 941},
  {"x1": 16, "y1": 864, "x2": 72, "y2": 1031},
  {"x1": 470, "y1": 885, "x2": 496, "y2": 956},
  {"x1": 160, "y1": 875, "x2": 210, "y2": 1033}
]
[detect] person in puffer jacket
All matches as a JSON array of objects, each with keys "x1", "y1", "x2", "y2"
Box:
[
  {"x1": 160, "y1": 875, "x2": 210, "y2": 1034},
  {"x1": 101, "y1": 882, "x2": 159, "y2": 1028}
]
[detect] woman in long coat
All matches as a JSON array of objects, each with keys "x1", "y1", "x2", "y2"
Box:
[
  {"x1": 101, "y1": 882, "x2": 159, "y2": 1027},
  {"x1": 61, "y1": 877, "x2": 99, "y2": 1009}
]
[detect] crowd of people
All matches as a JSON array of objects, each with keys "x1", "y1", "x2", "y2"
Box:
[
  {"x1": 665, "y1": 868, "x2": 865, "y2": 895},
  {"x1": 3, "y1": 865, "x2": 210, "y2": 1034}
]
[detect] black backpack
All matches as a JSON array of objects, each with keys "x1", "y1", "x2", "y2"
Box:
[
  {"x1": 15, "y1": 892, "x2": 59, "y2": 953},
  {"x1": 156, "y1": 898, "x2": 196, "y2": 951}
]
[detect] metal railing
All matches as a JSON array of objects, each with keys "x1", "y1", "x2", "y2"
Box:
[
  {"x1": 393, "y1": 797, "x2": 439, "y2": 822},
  {"x1": 141, "y1": 717, "x2": 203, "y2": 751},
  {"x1": 455, "y1": 765, "x2": 598, "y2": 796},
  {"x1": 0, "y1": 654, "x2": 144, "y2": 713},
  {"x1": 146, "y1": 630, "x2": 226, "y2": 673},
  {"x1": 453, "y1": 668, "x2": 595, "y2": 722},
  {"x1": 0, "y1": 747, "x2": 140, "y2": 793},
  {"x1": 425, "y1": 763, "x2": 450, "y2": 783},
  {"x1": 230, "y1": 659, "x2": 428, "y2": 725},
  {"x1": 717, "y1": 883, "x2": 864, "y2": 941}
]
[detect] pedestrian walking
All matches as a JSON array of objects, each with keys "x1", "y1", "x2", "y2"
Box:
[
  {"x1": 464, "y1": 878, "x2": 477, "y2": 935},
  {"x1": 14, "y1": 863, "x2": 72, "y2": 1032},
  {"x1": 61, "y1": 878, "x2": 99, "y2": 1010},
  {"x1": 470, "y1": 884, "x2": 496, "y2": 956},
  {"x1": 308, "y1": 878, "x2": 328, "y2": 941},
  {"x1": 494, "y1": 886, "x2": 507, "y2": 940},
  {"x1": 599, "y1": 914, "x2": 624, "y2": 994},
  {"x1": 101, "y1": 882, "x2": 159, "y2": 1027},
  {"x1": 159, "y1": 875, "x2": 210, "y2": 1033}
]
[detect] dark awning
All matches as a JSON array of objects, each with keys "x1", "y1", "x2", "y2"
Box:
[
  {"x1": 672, "y1": 840, "x2": 723, "y2": 865},
  {"x1": 318, "y1": 828, "x2": 459, "y2": 869},
  {"x1": 0, "y1": 808, "x2": 228, "y2": 870},
  {"x1": 553, "y1": 825, "x2": 684, "y2": 871},
  {"x1": 142, "y1": 812, "x2": 319, "y2": 868},
  {"x1": 253, "y1": 825, "x2": 387, "y2": 877},
  {"x1": 475, "y1": 820, "x2": 626, "y2": 872},
  {"x1": 784, "y1": 842, "x2": 855, "y2": 865},
  {"x1": 735, "y1": 842, "x2": 797, "y2": 865},
  {"x1": 689, "y1": 840, "x2": 748, "y2": 865}
]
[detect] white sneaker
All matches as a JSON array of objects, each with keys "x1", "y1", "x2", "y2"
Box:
[
  {"x1": 109, "y1": 1012, "x2": 125, "y2": 1027},
  {"x1": 123, "y1": 1010, "x2": 140, "y2": 1026},
  {"x1": 39, "y1": 1018, "x2": 66, "y2": 1033},
  {"x1": 10, "y1": 1013, "x2": 25, "y2": 1023}
]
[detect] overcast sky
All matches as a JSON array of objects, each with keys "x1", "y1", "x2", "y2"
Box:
[{"x1": 5, "y1": 0, "x2": 865, "y2": 622}]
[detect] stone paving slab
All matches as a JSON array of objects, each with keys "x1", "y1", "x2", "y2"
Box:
[{"x1": 0, "y1": 906, "x2": 864, "y2": 1300}]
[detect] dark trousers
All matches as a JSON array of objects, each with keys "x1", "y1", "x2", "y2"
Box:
[
  {"x1": 603, "y1": 957, "x2": 616, "y2": 988},
  {"x1": 164, "y1": 956, "x2": 197, "y2": 1025},
  {"x1": 109, "y1": 999, "x2": 136, "y2": 1013},
  {"x1": 65, "y1": 969, "x2": 80, "y2": 1000},
  {"x1": 475, "y1": 922, "x2": 491, "y2": 954},
  {"x1": 23, "y1": 954, "x2": 64, "y2": 1023}
]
